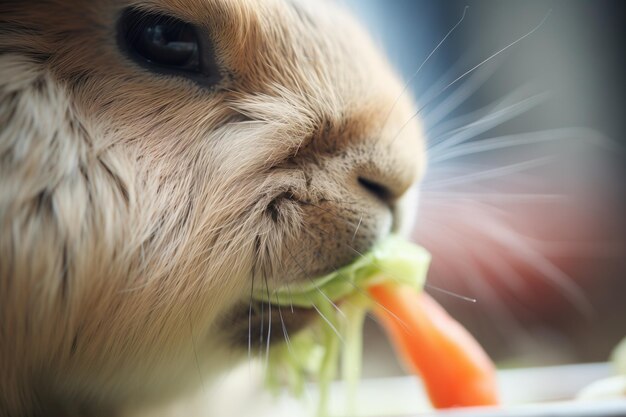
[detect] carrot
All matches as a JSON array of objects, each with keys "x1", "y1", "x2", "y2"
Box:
[{"x1": 368, "y1": 283, "x2": 499, "y2": 408}]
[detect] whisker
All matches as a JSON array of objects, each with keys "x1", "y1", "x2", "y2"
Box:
[
  {"x1": 418, "y1": 223, "x2": 531, "y2": 341},
  {"x1": 431, "y1": 129, "x2": 558, "y2": 162},
  {"x1": 381, "y1": 5, "x2": 469, "y2": 129},
  {"x1": 418, "y1": 51, "x2": 474, "y2": 114},
  {"x1": 345, "y1": 241, "x2": 479, "y2": 306},
  {"x1": 431, "y1": 127, "x2": 618, "y2": 163},
  {"x1": 248, "y1": 270, "x2": 256, "y2": 365},
  {"x1": 390, "y1": 10, "x2": 552, "y2": 145},
  {"x1": 422, "y1": 55, "x2": 501, "y2": 130},
  {"x1": 428, "y1": 91, "x2": 550, "y2": 156},
  {"x1": 189, "y1": 316, "x2": 205, "y2": 393},
  {"x1": 302, "y1": 217, "x2": 479, "y2": 333},
  {"x1": 423, "y1": 156, "x2": 553, "y2": 189},
  {"x1": 263, "y1": 271, "x2": 272, "y2": 371},
  {"x1": 447, "y1": 205, "x2": 625, "y2": 257},
  {"x1": 481, "y1": 221, "x2": 594, "y2": 317},
  {"x1": 422, "y1": 190, "x2": 565, "y2": 203},
  {"x1": 426, "y1": 82, "x2": 535, "y2": 139},
  {"x1": 420, "y1": 193, "x2": 595, "y2": 317},
  {"x1": 285, "y1": 279, "x2": 295, "y2": 314},
  {"x1": 455, "y1": 257, "x2": 530, "y2": 346},
  {"x1": 526, "y1": 240, "x2": 626, "y2": 257},
  {"x1": 418, "y1": 203, "x2": 529, "y2": 297},
  {"x1": 310, "y1": 301, "x2": 344, "y2": 343},
  {"x1": 276, "y1": 294, "x2": 293, "y2": 355},
  {"x1": 423, "y1": 10, "x2": 551, "y2": 114},
  {"x1": 259, "y1": 281, "x2": 265, "y2": 357},
  {"x1": 350, "y1": 240, "x2": 476, "y2": 303},
  {"x1": 424, "y1": 283, "x2": 477, "y2": 303},
  {"x1": 478, "y1": 248, "x2": 529, "y2": 295},
  {"x1": 351, "y1": 215, "x2": 363, "y2": 242}
]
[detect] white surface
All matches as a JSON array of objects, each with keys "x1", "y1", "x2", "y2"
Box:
[
  {"x1": 247, "y1": 362, "x2": 618, "y2": 417},
  {"x1": 137, "y1": 362, "x2": 622, "y2": 417},
  {"x1": 421, "y1": 400, "x2": 626, "y2": 417},
  {"x1": 577, "y1": 376, "x2": 626, "y2": 401}
]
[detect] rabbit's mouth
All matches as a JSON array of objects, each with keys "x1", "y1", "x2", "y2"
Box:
[
  {"x1": 220, "y1": 251, "x2": 367, "y2": 350},
  {"x1": 222, "y1": 299, "x2": 318, "y2": 349},
  {"x1": 219, "y1": 251, "x2": 367, "y2": 350}
]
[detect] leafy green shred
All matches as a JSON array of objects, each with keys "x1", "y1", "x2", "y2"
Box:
[
  {"x1": 258, "y1": 236, "x2": 430, "y2": 416},
  {"x1": 612, "y1": 336, "x2": 626, "y2": 376},
  {"x1": 577, "y1": 336, "x2": 626, "y2": 400}
]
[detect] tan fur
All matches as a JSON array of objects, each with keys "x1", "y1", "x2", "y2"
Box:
[{"x1": 0, "y1": 0, "x2": 424, "y2": 415}]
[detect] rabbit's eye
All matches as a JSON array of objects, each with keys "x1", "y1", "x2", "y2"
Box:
[{"x1": 118, "y1": 8, "x2": 220, "y2": 87}]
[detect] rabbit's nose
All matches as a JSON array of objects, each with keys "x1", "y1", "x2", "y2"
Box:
[
  {"x1": 353, "y1": 147, "x2": 418, "y2": 209},
  {"x1": 358, "y1": 176, "x2": 394, "y2": 206}
]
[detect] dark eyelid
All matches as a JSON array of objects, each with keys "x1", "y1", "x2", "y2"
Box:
[{"x1": 117, "y1": 7, "x2": 222, "y2": 89}]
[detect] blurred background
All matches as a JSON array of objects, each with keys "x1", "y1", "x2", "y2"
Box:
[{"x1": 341, "y1": 0, "x2": 626, "y2": 375}]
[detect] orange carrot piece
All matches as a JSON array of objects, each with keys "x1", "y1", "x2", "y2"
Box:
[{"x1": 368, "y1": 283, "x2": 499, "y2": 408}]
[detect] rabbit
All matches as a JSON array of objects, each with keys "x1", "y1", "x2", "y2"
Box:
[{"x1": 0, "y1": 0, "x2": 424, "y2": 415}]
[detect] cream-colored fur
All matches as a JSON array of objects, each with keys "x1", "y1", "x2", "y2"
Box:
[{"x1": 0, "y1": 0, "x2": 424, "y2": 415}]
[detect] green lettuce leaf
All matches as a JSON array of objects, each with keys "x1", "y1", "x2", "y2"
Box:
[
  {"x1": 254, "y1": 236, "x2": 430, "y2": 307},
  {"x1": 257, "y1": 236, "x2": 431, "y2": 416}
]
